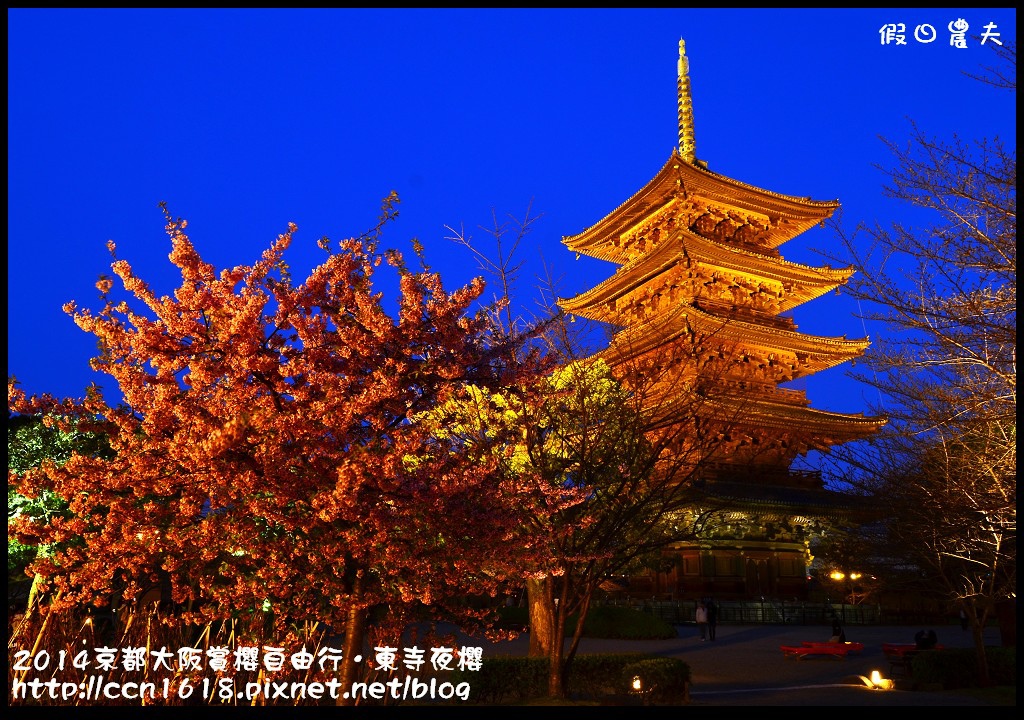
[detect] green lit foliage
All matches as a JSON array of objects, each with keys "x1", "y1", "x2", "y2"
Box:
[{"x1": 7, "y1": 412, "x2": 112, "y2": 585}]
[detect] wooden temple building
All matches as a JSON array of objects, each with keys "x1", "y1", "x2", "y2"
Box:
[{"x1": 558, "y1": 41, "x2": 885, "y2": 601}]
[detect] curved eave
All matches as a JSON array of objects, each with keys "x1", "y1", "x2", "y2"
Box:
[
  {"x1": 563, "y1": 156, "x2": 682, "y2": 263},
  {"x1": 600, "y1": 304, "x2": 870, "y2": 373},
  {"x1": 559, "y1": 229, "x2": 854, "y2": 320},
  {"x1": 651, "y1": 387, "x2": 886, "y2": 438},
  {"x1": 559, "y1": 236, "x2": 682, "y2": 315},
  {"x1": 716, "y1": 396, "x2": 887, "y2": 437},
  {"x1": 678, "y1": 230, "x2": 853, "y2": 312},
  {"x1": 690, "y1": 481, "x2": 863, "y2": 518},
  {"x1": 563, "y1": 150, "x2": 839, "y2": 260}
]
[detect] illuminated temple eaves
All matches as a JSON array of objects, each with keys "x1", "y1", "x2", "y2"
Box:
[{"x1": 553, "y1": 38, "x2": 885, "y2": 601}]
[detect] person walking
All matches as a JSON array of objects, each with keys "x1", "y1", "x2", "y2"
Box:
[
  {"x1": 696, "y1": 601, "x2": 708, "y2": 641},
  {"x1": 830, "y1": 617, "x2": 847, "y2": 643},
  {"x1": 706, "y1": 598, "x2": 718, "y2": 640}
]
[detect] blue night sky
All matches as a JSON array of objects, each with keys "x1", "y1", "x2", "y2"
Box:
[{"x1": 7, "y1": 8, "x2": 1017, "y2": 422}]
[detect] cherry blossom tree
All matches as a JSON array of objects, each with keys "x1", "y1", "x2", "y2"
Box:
[{"x1": 8, "y1": 194, "x2": 550, "y2": 699}]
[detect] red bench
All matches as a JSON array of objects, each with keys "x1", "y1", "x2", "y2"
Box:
[
  {"x1": 780, "y1": 641, "x2": 863, "y2": 659},
  {"x1": 802, "y1": 641, "x2": 864, "y2": 654}
]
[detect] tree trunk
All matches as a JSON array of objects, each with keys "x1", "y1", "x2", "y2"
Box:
[
  {"x1": 526, "y1": 575, "x2": 553, "y2": 658},
  {"x1": 972, "y1": 623, "x2": 992, "y2": 686},
  {"x1": 527, "y1": 574, "x2": 569, "y2": 699},
  {"x1": 545, "y1": 574, "x2": 572, "y2": 699},
  {"x1": 970, "y1": 603, "x2": 992, "y2": 687},
  {"x1": 530, "y1": 574, "x2": 597, "y2": 700},
  {"x1": 547, "y1": 628, "x2": 566, "y2": 699},
  {"x1": 336, "y1": 569, "x2": 368, "y2": 706}
]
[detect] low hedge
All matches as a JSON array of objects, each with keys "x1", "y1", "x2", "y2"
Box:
[
  {"x1": 620, "y1": 657, "x2": 692, "y2": 704},
  {"x1": 909, "y1": 646, "x2": 1016, "y2": 689},
  {"x1": 452, "y1": 652, "x2": 690, "y2": 704}
]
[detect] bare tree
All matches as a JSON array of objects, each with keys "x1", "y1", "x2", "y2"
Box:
[{"x1": 818, "y1": 42, "x2": 1015, "y2": 684}]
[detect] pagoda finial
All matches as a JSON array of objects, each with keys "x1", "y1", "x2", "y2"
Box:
[{"x1": 677, "y1": 38, "x2": 697, "y2": 164}]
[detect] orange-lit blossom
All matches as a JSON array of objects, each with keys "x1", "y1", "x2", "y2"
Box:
[{"x1": 9, "y1": 203, "x2": 555, "y2": 649}]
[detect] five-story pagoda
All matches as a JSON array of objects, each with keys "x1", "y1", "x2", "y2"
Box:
[{"x1": 559, "y1": 41, "x2": 885, "y2": 600}]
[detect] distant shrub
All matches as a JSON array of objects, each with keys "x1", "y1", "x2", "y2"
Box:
[
  {"x1": 495, "y1": 604, "x2": 677, "y2": 640},
  {"x1": 583, "y1": 605, "x2": 678, "y2": 640}
]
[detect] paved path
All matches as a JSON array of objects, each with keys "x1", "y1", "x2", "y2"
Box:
[{"x1": 459, "y1": 622, "x2": 1007, "y2": 706}]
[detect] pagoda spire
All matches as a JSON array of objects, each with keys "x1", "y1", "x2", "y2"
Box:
[{"x1": 677, "y1": 38, "x2": 697, "y2": 164}]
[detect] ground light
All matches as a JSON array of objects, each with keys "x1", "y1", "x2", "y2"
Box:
[
  {"x1": 857, "y1": 670, "x2": 894, "y2": 690},
  {"x1": 630, "y1": 675, "x2": 656, "y2": 705}
]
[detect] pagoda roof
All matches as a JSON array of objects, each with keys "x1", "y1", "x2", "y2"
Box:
[
  {"x1": 712, "y1": 395, "x2": 885, "y2": 437},
  {"x1": 650, "y1": 386, "x2": 886, "y2": 439},
  {"x1": 563, "y1": 150, "x2": 839, "y2": 264},
  {"x1": 559, "y1": 228, "x2": 854, "y2": 322},
  {"x1": 600, "y1": 304, "x2": 869, "y2": 377},
  {"x1": 688, "y1": 479, "x2": 866, "y2": 521}
]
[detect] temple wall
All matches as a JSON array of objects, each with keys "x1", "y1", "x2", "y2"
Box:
[{"x1": 626, "y1": 544, "x2": 811, "y2": 600}]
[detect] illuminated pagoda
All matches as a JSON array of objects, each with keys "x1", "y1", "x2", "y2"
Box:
[{"x1": 559, "y1": 40, "x2": 885, "y2": 600}]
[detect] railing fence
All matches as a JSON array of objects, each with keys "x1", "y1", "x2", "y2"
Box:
[{"x1": 599, "y1": 596, "x2": 956, "y2": 626}]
